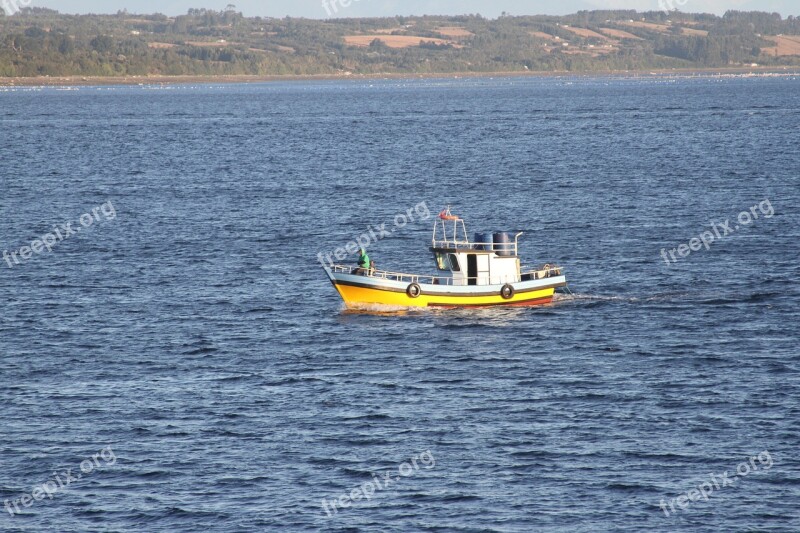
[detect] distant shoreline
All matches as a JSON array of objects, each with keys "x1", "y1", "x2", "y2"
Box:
[{"x1": 2, "y1": 67, "x2": 799, "y2": 87}]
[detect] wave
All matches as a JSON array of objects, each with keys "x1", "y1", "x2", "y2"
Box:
[{"x1": 554, "y1": 289, "x2": 783, "y2": 306}]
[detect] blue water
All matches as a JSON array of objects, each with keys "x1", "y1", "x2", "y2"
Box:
[{"x1": 1, "y1": 76, "x2": 799, "y2": 532}]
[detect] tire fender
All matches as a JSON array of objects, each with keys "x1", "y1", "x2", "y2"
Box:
[
  {"x1": 406, "y1": 283, "x2": 422, "y2": 298},
  {"x1": 501, "y1": 284, "x2": 514, "y2": 300}
]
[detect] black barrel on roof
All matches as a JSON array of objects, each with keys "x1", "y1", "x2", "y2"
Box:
[
  {"x1": 493, "y1": 232, "x2": 513, "y2": 256},
  {"x1": 473, "y1": 232, "x2": 491, "y2": 250}
]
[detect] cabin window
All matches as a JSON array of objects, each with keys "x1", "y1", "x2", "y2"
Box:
[
  {"x1": 448, "y1": 254, "x2": 461, "y2": 272},
  {"x1": 435, "y1": 253, "x2": 449, "y2": 271}
]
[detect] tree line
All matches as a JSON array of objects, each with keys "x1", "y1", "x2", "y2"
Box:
[{"x1": 0, "y1": 8, "x2": 798, "y2": 78}]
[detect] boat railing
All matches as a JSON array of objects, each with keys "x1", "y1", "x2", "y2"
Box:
[
  {"x1": 521, "y1": 265, "x2": 563, "y2": 280},
  {"x1": 431, "y1": 232, "x2": 523, "y2": 256},
  {"x1": 330, "y1": 264, "x2": 455, "y2": 285},
  {"x1": 330, "y1": 264, "x2": 562, "y2": 285}
]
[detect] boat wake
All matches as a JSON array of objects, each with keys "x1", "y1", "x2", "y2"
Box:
[
  {"x1": 553, "y1": 290, "x2": 775, "y2": 305},
  {"x1": 340, "y1": 303, "x2": 433, "y2": 316},
  {"x1": 552, "y1": 292, "x2": 694, "y2": 304},
  {"x1": 552, "y1": 292, "x2": 632, "y2": 303}
]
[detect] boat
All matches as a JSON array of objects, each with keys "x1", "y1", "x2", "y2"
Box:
[{"x1": 322, "y1": 208, "x2": 568, "y2": 308}]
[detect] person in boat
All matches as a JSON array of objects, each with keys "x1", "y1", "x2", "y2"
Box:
[{"x1": 355, "y1": 248, "x2": 371, "y2": 276}]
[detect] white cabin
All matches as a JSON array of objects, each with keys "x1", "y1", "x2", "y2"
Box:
[{"x1": 431, "y1": 210, "x2": 521, "y2": 287}]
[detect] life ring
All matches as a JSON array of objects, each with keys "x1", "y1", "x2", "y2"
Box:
[
  {"x1": 406, "y1": 283, "x2": 422, "y2": 298},
  {"x1": 501, "y1": 284, "x2": 514, "y2": 300}
]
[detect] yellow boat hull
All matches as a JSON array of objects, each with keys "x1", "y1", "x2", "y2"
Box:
[{"x1": 331, "y1": 279, "x2": 558, "y2": 308}]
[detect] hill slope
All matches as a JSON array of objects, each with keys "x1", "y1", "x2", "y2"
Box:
[{"x1": 1, "y1": 8, "x2": 799, "y2": 78}]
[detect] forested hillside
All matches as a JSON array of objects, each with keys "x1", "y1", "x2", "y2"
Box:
[{"x1": 1, "y1": 7, "x2": 799, "y2": 77}]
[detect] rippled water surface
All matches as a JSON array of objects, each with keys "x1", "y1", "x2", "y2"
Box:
[{"x1": 1, "y1": 76, "x2": 799, "y2": 532}]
